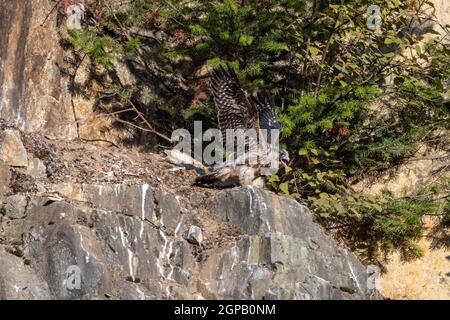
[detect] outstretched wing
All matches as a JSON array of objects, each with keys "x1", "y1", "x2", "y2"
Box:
[
  {"x1": 210, "y1": 65, "x2": 260, "y2": 144},
  {"x1": 250, "y1": 93, "x2": 282, "y2": 131},
  {"x1": 249, "y1": 93, "x2": 282, "y2": 150}
]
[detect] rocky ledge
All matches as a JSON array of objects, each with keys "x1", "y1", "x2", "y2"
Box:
[
  {"x1": 0, "y1": 130, "x2": 381, "y2": 300},
  {"x1": 1, "y1": 183, "x2": 381, "y2": 300}
]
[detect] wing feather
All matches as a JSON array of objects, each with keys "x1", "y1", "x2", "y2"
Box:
[
  {"x1": 210, "y1": 65, "x2": 262, "y2": 164},
  {"x1": 249, "y1": 92, "x2": 282, "y2": 148},
  {"x1": 250, "y1": 93, "x2": 282, "y2": 131},
  {"x1": 210, "y1": 65, "x2": 259, "y2": 140}
]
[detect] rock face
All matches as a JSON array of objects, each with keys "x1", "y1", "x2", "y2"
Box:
[
  {"x1": 3, "y1": 194, "x2": 28, "y2": 220},
  {"x1": 0, "y1": 0, "x2": 391, "y2": 301},
  {"x1": 0, "y1": 180, "x2": 379, "y2": 300},
  {"x1": 0, "y1": 0, "x2": 148, "y2": 144},
  {"x1": 0, "y1": 248, "x2": 51, "y2": 300},
  {"x1": 0, "y1": 160, "x2": 10, "y2": 201},
  {"x1": 0, "y1": 129, "x2": 28, "y2": 167},
  {"x1": 0, "y1": 0, "x2": 77, "y2": 139}
]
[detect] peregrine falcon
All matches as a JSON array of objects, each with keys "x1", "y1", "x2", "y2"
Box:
[{"x1": 195, "y1": 65, "x2": 289, "y2": 188}]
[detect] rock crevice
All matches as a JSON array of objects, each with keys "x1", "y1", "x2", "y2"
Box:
[{"x1": 0, "y1": 174, "x2": 380, "y2": 299}]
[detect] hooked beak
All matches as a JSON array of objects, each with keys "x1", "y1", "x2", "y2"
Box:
[{"x1": 280, "y1": 160, "x2": 291, "y2": 173}]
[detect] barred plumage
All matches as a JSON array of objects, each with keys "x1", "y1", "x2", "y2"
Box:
[
  {"x1": 210, "y1": 65, "x2": 259, "y2": 145},
  {"x1": 195, "y1": 64, "x2": 289, "y2": 188}
]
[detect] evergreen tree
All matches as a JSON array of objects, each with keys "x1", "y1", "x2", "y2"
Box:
[{"x1": 63, "y1": 0, "x2": 450, "y2": 258}]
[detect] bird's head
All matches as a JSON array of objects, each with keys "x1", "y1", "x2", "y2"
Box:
[{"x1": 279, "y1": 149, "x2": 290, "y2": 167}]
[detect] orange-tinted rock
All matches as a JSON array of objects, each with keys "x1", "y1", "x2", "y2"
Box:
[
  {"x1": 0, "y1": 129, "x2": 28, "y2": 167},
  {"x1": 0, "y1": 0, "x2": 77, "y2": 139}
]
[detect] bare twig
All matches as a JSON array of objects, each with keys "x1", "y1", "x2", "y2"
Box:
[
  {"x1": 315, "y1": 12, "x2": 340, "y2": 96},
  {"x1": 80, "y1": 138, "x2": 119, "y2": 148},
  {"x1": 115, "y1": 114, "x2": 172, "y2": 143},
  {"x1": 96, "y1": 107, "x2": 135, "y2": 117},
  {"x1": 41, "y1": 0, "x2": 64, "y2": 27}
]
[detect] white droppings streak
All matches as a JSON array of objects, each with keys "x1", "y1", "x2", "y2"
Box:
[
  {"x1": 118, "y1": 225, "x2": 135, "y2": 282},
  {"x1": 246, "y1": 237, "x2": 252, "y2": 263},
  {"x1": 79, "y1": 234, "x2": 91, "y2": 264},
  {"x1": 165, "y1": 241, "x2": 174, "y2": 281},
  {"x1": 346, "y1": 251, "x2": 362, "y2": 293},
  {"x1": 114, "y1": 184, "x2": 121, "y2": 197},
  {"x1": 118, "y1": 225, "x2": 126, "y2": 248},
  {"x1": 127, "y1": 248, "x2": 135, "y2": 282},
  {"x1": 230, "y1": 242, "x2": 238, "y2": 270},
  {"x1": 165, "y1": 285, "x2": 171, "y2": 297},
  {"x1": 174, "y1": 215, "x2": 184, "y2": 237},
  {"x1": 98, "y1": 185, "x2": 103, "y2": 196},
  {"x1": 156, "y1": 228, "x2": 168, "y2": 278},
  {"x1": 247, "y1": 186, "x2": 272, "y2": 231},
  {"x1": 194, "y1": 293, "x2": 205, "y2": 300},
  {"x1": 247, "y1": 186, "x2": 254, "y2": 215},
  {"x1": 140, "y1": 184, "x2": 149, "y2": 238},
  {"x1": 156, "y1": 218, "x2": 175, "y2": 282},
  {"x1": 136, "y1": 288, "x2": 145, "y2": 300}
]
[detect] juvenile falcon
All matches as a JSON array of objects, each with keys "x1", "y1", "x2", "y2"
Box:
[{"x1": 194, "y1": 65, "x2": 289, "y2": 188}]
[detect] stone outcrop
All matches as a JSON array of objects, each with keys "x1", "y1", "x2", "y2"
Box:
[
  {"x1": 2, "y1": 0, "x2": 448, "y2": 301},
  {"x1": 0, "y1": 0, "x2": 77, "y2": 139},
  {"x1": 0, "y1": 160, "x2": 10, "y2": 201},
  {"x1": 0, "y1": 130, "x2": 381, "y2": 300},
  {"x1": 0, "y1": 129, "x2": 28, "y2": 167},
  {"x1": 0, "y1": 181, "x2": 378, "y2": 300}
]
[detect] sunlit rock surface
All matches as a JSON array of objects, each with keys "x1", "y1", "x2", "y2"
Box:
[
  {"x1": 0, "y1": 0, "x2": 77, "y2": 139},
  {"x1": 0, "y1": 179, "x2": 380, "y2": 300}
]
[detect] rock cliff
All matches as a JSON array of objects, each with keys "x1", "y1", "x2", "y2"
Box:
[
  {"x1": 0, "y1": 0, "x2": 77, "y2": 139},
  {"x1": 12, "y1": 0, "x2": 450, "y2": 300},
  {"x1": 0, "y1": 129, "x2": 380, "y2": 300}
]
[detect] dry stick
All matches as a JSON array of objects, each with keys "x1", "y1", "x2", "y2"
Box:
[
  {"x1": 40, "y1": 0, "x2": 64, "y2": 26},
  {"x1": 405, "y1": 155, "x2": 450, "y2": 162},
  {"x1": 161, "y1": 0, "x2": 187, "y2": 27},
  {"x1": 81, "y1": 138, "x2": 120, "y2": 148},
  {"x1": 313, "y1": 8, "x2": 367, "y2": 96},
  {"x1": 115, "y1": 118, "x2": 155, "y2": 132},
  {"x1": 88, "y1": 5, "x2": 174, "y2": 144},
  {"x1": 98, "y1": 95, "x2": 173, "y2": 142},
  {"x1": 119, "y1": 99, "x2": 172, "y2": 143},
  {"x1": 329, "y1": 55, "x2": 396, "y2": 106},
  {"x1": 97, "y1": 107, "x2": 135, "y2": 117},
  {"x1": 314, "y1": 12, "x2": 340, "y2": 96},
  {"x1": 281, "y1": 43, "x2": 297, "y2": 110},
  {"x1": 69, "y1": 53, "x2": 120, "y2": 147},
  {"x1": 69, "y1": 52, "x2": 87, "y2": 139},
  {"x1": 105, "y1": 3, "x2": 187, "y2": 95}
]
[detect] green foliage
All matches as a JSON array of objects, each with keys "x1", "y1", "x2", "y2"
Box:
[
  {"x1": 64, "y1": 0, "x2": 450, "y2": 259},
  {"x1": 68, "y1": 29, "x2": 119, "y2": 69}
]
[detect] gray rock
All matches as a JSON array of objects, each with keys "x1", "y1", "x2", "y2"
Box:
[
  {"x1": 187, "y1": 225, "x2": 203, "y2": 245},
  {"x1": 0, "y1": 160, "x2": 10, "y2": 201},
  {"x1": 3, "y1": 194, "x2": 28, "y2": 219},
  {"x1": 25, "y1": 158, "x2": 46, "y2": 178},
  {"x1": 0, "y1": 249, "x2": 51, "y2": 299},
  {"x1": 0, "y1": 129, "x2": 28, "y2": 167},
  {"x1": 0, "y1": 0, "x2": 77, "y2": 139},
  {"x1": 0, "y1": 183, "x2": 381, "y2": 300}
]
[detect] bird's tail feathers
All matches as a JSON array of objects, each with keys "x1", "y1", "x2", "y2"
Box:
[{"x1": 193, "y1": 168, "x2": 239, "y2": 189}]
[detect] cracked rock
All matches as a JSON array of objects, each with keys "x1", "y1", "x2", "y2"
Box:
[
  {"x1": 0, "y1": 160, "x2": 10, "y2": 201},
  {"x1": 4, "y1": 194, "x2": 28, "y2": 219},
  {"x1": 187, "y1": 225, "x2": 203, "y2": 245},
  {"x1": 0, "y1": 129, "x2": 28, "y2": 167},
  {"x1": 25, "y1": 158, "x2": 46, "y2": 178}
]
